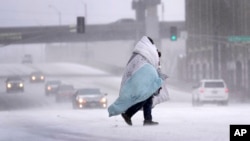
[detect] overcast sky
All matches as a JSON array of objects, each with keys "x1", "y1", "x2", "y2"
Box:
[{"x1": 0, "y1": 0, "x2": 185, "y2": 27}]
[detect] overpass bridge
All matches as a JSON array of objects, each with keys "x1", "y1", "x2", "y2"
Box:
[{"x1": 0, "y1": 22, "x2": 185, "y2": 45}]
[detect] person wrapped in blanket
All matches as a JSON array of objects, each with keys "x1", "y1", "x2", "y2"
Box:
[{"x1": 108, "y1": 36, "x2": 168, "y2": 126}]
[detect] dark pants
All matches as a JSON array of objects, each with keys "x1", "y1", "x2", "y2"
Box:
[{"x1": 125, "y1": 96, "x2": 153, "y2": 121}]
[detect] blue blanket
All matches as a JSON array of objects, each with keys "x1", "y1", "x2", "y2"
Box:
[{"x1": 108, "y1": 63, "x2": 163, "y2": 117}]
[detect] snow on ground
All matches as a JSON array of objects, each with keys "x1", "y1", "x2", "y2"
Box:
[
  {"x1": 0, "y1": 64, "x2": 36, "y2": 76},
  {"x1": 0, "y1": 102, "x2": 249, "y2": 141},
  {"x1": 34, "y1": 63, "x2": 109, "y2": 76},
  {"x1": 0, "y1": 63, "x2": 109, "y2": 78},
  {"x1": 0, "y1": 63, "x2": 250, "y2": 141}
]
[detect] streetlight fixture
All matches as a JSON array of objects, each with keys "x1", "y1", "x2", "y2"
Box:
[{"x1": 48, "y1": 5, "x2": 62, "y2": 25}]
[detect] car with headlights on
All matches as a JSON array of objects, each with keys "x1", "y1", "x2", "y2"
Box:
[
  {"x1": 5, "y1": 75, "x2": 24, "y2": 93},
  {"x1": 55, "y1": 84, "x2": 75, "y2": 102},
  {"x1": 29, "y1": 71, "x2": 45, "y2": 83},
  {"x1": 45, "y1": 80, "x2": 61, "y2": 96},
  {"x1": 192, "y1": 79, "x2": 229, "y2": 106},
  {"x1": 72, "y1": 88, "x2": 108, "y2": 109}
]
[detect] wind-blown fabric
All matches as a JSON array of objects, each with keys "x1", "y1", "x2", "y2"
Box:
[
  {"x1": 152, "y1": 68, "x2": 169, "y2": 107},
  {"x1": 108, "y1": 36, "x2": 163, "y2": 117},
  {"x1": 152, "y1": 80, "x2": 169, "y2": 107}
]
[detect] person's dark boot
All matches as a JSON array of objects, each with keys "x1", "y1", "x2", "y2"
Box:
[
  {"x1": 143, "y1": 120, "x2": 159, "y2": 126},
  {"x1": 121, "y1": 113, "x2": 132, "y2": 126}
]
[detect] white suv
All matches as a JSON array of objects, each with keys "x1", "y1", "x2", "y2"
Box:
[{"x1": 192, "y1": 79, "x2": 229, "y2": 106}]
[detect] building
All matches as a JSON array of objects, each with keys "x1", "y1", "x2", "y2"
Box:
[{"x1": 186, "y1": 0, "x2": 250, "y2": 100}]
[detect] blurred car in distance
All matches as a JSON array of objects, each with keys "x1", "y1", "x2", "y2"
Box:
[
  {"x1": 29, "y1": 71, "x2": 45, "y2": 83},
  {"x1": 5, "y1": 75, "x2": 24, "y2": 93},
  {"x1": 22, "y1": 54, "x2": 33, "y2": 64},
  {"x1": 55, "y1": 84, "x2": 75, "y2": 102},
  {"x1": 112, "y1": 18, "x2": 135, "y2": 24},
  {"x1": 192, "y1": 79, "x2": 229, "y2": 106},
  {"x1": 45, "y1": 80, "x2": 61, "y2": 96},
  {"x1": 72, "y1": 88, "x2": 108, "y2": 109}
]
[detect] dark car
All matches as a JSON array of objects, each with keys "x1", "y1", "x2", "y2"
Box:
[
  {"x1": 45, "y1": 80, "x2": 61, "y2": 96},
  {"x1": 29, "y1": 71, "x2": 45, "y2": 83},
  {"x1": 5, "y1": 75, "x2": 24, "y2": 93},
  {"x1": 55, "y1": 84, "x2": 75, "y2": 103},
  {"x1": 72, "y1": 88, "x2": 108, "y2": 109}
]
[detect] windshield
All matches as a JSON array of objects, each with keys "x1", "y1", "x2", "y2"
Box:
[
  {"x1": 6, "y1": 76, "x2": 22, "y2": 80},
  {"x1": 78, "y1": 89, "x2": 101, "y2": 95}
]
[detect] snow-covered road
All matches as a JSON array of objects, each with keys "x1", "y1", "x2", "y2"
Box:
[
  {"x1": 0, "y1": 63, "x2": 249, "y2": 141},
  {"x1": 1, "y1": 102, "x2": 249, "y2": 141}
]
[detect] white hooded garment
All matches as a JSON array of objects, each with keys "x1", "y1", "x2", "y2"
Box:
[{"x1": 108, "y1": 36, "x2": 169, "y2": 117}]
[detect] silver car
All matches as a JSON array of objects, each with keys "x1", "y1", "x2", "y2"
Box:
[{"x1": 72, "y1": 88, "x2": 108, "y2": 109}]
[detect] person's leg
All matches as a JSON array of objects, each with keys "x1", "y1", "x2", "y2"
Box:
[
  {"x1": 143, "y1": 96, "x2": 159, "y2": 125},
  {"x1": 125, "y1": 100, "x2": 145, "y2": 118},
  {"x1": 143, "y1": 96, "x2": 153, "y2": 121},
  {"x1": 122, "y1": 100, "x2": 146, "y2": 126}
]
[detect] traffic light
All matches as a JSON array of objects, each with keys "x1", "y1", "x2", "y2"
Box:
[
  {"x1": 77, "y1": 17, "x2": 85, "y2": 33},
  {"x1": 170, "y1": 26, "x2": 177, "y2": 41}
]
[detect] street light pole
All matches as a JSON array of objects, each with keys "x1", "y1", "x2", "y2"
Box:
[
  {"x1": 81, "y1": 1, "x2": 87, "y2": 24},
  {"x1": 85, "y1": 3, "x2": 87, "y2": 24},
  {"x1": 48, "y1": 5, "x2": 61, "y2": 25},
  {"x1": 80, "y1": 1, "x2": 88, "y2": 62}
]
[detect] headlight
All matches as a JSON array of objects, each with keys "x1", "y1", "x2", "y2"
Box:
[
  {"x1": 79, "y1": 104, "x2": 83, "y2": 108},
  {"x1": 7, "y1": 83, "x2": 11, "y2": 88},
  {"x1": 32, "y1": 76, "x2": 36, "y2": 80},
  {"x1": 19, "y1": 83, "x2": 24, "y2": 87},
  {"x1": 40, "y1": 76, "x2": 44, "y2": 80},
  {"x1": 100, "y1": 97, "x2": 107, "y2": 103},
  {"x1": 78, "y1": 98, "x2": 86, "y2": 103},
  {"x1": 102, "y1": 104, "x2": 107, "y2": 108},
  {"x1": 47, "y1": 86, "x2": 51, "y2": 90}
]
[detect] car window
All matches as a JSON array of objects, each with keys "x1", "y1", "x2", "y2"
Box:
[
  {"x1": 204, "y1": 82, "x2": 224, "y2": 88},
  {"x1": 78, "y1": 89, "x2": 101, "y2": 95},
  {"x1": 6, "y1": 76, "x2": 22, "y2": 81}
]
